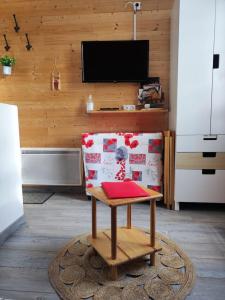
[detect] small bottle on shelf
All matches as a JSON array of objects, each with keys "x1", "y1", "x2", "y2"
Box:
[{"x1": 86, "y1": 94, "x2": 94, "y2": 112}]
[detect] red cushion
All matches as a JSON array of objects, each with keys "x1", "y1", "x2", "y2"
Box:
[{"x1": 101, "y1": 181, "x2": 149, "y2": 199}]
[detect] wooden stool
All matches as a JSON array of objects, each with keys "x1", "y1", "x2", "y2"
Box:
[{"x1": 87, "y1": 185, "x2": 163, "y2": 280}]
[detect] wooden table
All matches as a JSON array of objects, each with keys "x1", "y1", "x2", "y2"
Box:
[{"x1": 87, "y1": 185, "x2": 163, "y2": 280}]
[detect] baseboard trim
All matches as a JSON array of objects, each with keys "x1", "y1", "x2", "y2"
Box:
[{"x1": 0, "y1": 215, "x2": 25, "y2": 247}]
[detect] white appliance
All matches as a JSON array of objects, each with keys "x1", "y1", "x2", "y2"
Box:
[
  {"x1": 170, "y1": 0, "x2": 225, "y2": 209},
  {"x1": 0, "y1": 103, "x2": 24, "y2": 236}
]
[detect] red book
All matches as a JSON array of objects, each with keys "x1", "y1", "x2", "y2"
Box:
[{"x1": 101, "y1": 181, "x2": 149, "y2": 199}]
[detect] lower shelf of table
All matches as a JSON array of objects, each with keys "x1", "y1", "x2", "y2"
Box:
[{"x1": 87, "y1": 227, "x2": 161, "y2": 266}]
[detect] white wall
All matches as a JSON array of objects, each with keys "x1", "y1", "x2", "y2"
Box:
[{"x1": 0, "y1": 103, "x2": 24, "y2": 234}]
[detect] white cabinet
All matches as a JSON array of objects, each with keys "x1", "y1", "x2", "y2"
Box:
[
  {"x1": 170, "y1": 0, "x2": 225, "y2": 209},
  {"x1": 0, "y1": 103, "x2": 23, "y2": 239}
]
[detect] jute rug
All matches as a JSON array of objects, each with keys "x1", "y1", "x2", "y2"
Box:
[{"x1": 48, "y1": 230, "x2": 195, "y2": 300}]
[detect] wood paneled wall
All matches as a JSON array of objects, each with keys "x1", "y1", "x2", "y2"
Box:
[{"x1": 0, "y1": 0, "x2": 173, "y2": 147}]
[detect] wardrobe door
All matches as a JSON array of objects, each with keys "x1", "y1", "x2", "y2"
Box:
[
  {"x1": 176, "y1": 0, "x2": 215, "y2": 135},
  {"x1": 211, "y1": 0, "x2": 225, "y2": 134}
]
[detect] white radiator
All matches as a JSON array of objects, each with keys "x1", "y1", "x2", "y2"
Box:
[{"x1": 21, "y1": 148, "x2": 82, "y2": 186}]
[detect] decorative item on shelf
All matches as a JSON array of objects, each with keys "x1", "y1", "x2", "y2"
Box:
[
  {"x1": 138, "y1": 77, "x2": 165, "y2": 108},
  {"x1": 122, "y1": 104, "x2": 136, "y2": 111},
  {"x1": 3, "y1": 34, "x2": 10, "y2": 51},
  {"x1": 13, "y1": 14, "x2": 20, "y2": 32},
  {"x1": 144, "y1": 103, "x2": 151, "y2": 109},
  {"x1": 25, "y1": 33, "x2": 32, "y2": 51},
  {"x1": 51, "y1": 58, "x2": 61, "y2": 91},
  {"x1": 86, "y1": 94, "x2": 94, "y2": 112},
  {"x1": 0, "y1": 55, "x2": 16, "y2": 76}
]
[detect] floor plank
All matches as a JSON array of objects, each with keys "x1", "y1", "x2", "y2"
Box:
[
  {"x1": 0, "y1": 290, "x2": 57, "y2": 300},
  {"x1": 186, "y1": 277, "x2": 225, "y2": 300},
  {"x1": 0, "y1": 249, "x2": 56, "y2": 269},
  {"x1": 0, "y1": 267, "x2": 54, "y2": 293}
]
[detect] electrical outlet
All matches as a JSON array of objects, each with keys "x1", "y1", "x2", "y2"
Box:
[{"x1": 133, "y1": 2, "x2": 141, "y2": 11}]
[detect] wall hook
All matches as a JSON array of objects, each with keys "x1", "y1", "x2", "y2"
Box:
[
  {"x1": 3, "y1": 34, "x2": 10, "y2": 51},
  {"x1": 13, "y1": 14, "x2": 20, "y2": 32},
  {"x1": 25, "y1": 33, "x2": 32, "y2": 51}
]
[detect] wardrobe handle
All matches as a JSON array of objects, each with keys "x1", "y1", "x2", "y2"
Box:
[
  {"x1": 202, "y1": 152, "x2": 216, "y2": 157},
  {"x1": 213, "y1": 54, "x2": 220, "y2": 69},
  {"x1": 203, "y1": 135, "x2": 217, "y2": 140},
  {"x1": 202, "y1": 169, "x2": 216, "y2": 175}
]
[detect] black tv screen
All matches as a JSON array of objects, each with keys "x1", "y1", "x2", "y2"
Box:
[{"x1": 82, "y1": 40, "x2": 149, "y2": 82}]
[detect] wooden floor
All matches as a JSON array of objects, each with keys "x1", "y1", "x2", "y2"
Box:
[{"x1": 0, "y1": 194, "x2": 225, "y2": 300}]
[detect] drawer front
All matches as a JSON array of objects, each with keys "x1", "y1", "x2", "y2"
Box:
[
  {"x1": 176, "y1": 135, "x2": 225, "y2": 152},
  {"x1": 176, "y1": 153, "x2": 225, "y2": 169},
  {"x1": 175, "y1": 169, "x2": 225, "y2": 203}
]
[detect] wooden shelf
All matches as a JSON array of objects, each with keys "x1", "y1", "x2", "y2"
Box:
[
  {"x1": 87, "y1": 108, "x2": 168, "y2": 114},
  {"x1": 87, "y1": 227, "x2": 161, "y2": 266}
]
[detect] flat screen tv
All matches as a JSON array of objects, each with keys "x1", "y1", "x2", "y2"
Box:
[{"x1": 81, "y1": 40, "x2": 149, "y2": 82}]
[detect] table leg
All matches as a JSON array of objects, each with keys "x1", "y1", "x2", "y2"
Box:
[
  {"x1": 150, "y1": 199, "x2": 156, "y2": 266},
  {"x1": 111, "y1": 266, "x2": 118, "y2": 280},
  {"x1": 111, "y1": 206, "x2": 117, "y2": 260},
  {"x1": 92, "y1": 196, "x2": 97, "y2": 239},
  {"x1": 127, "y1": 204, "x2": 132, "y2": 229}
]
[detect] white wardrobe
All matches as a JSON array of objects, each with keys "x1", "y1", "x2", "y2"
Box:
[{"x1": 170, "y1": 0, "x2": 225, "y2": 210}]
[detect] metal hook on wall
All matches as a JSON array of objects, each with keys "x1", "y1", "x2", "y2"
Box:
[
  {"x1": 3, "y1": 34, "x2": 10, "y2": 51},
  {"x1": 25, "y1": 33, "x2": 32, "y2": 51},
  {"x1": 13, "y1": 14, "x2": 20, "y2": 32}
]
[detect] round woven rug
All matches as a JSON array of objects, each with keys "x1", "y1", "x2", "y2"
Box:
[{"x1": 48, "y1": 230, "x2": 195, "y2": 300}]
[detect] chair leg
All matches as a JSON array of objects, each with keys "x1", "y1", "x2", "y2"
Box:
[
  {"x1": 127, "y1": 204, "x2": 132, "y2": 229},
  {"x1": 150, "y1": 199, "x2": 156, "y2": 266},
  {"x1": 111, "y1": 266, "x2": 118, "y2": 280},
  {"x1": 111, "y1": 206, "x2": 117, "y2": 260},
  {"x1": 92, "y1": 196, "x2": 97, "y2": 239}
]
